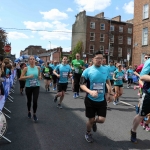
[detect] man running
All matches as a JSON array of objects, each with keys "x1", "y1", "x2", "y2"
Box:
[
  {"x1": 80, "y1": 51, "x2": 114, "y2": 143},
  {"x1": 72, "y1": 53, "x2": 84, "y2": 98},
  {"x1": 53, "y1": 56, "x2": 72, "y2": 109}
]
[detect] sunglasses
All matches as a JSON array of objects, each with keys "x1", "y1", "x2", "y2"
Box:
[{"x1": 145, "y1": 57, "x2": 150, "y2": 59}]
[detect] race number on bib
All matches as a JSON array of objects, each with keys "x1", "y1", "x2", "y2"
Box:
[
  {"x1": 93, "y1": 83, "x2": 104, "y2": 93},
  {"x1": 75, "y1": 68, "x2": 79, "y2": 73},
  {"x1": 62, "y1": 72, "x2": 68, "y2": 78},
  {"x1": 117, "y1": 76, "x2": 123, "y2": 80},
  {"x1": 29, "y1": 79, "x2": 38, "y2": 87},
  {"x1": 45, "y1": 73, "x2": 49, "y2": 77},
  {"x1": 110, "y1": 72, "x2": 114, "y2": 76}
]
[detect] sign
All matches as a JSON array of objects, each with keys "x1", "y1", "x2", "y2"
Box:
[
  {"x1": 127, "y1": 53, "x2": 130, "y2": 61},
  {"x1": 83, "y1": 54, "x2": 86, "y2": 58},
  {"x1": 4, "y1": 45, "x2": 11, "y2": 54},
  {"x1": 0, "y1": 111, "x2": 7, "y2": 139},
  {"x1": 105, "y1": 49, "x2": 108, "y2": 55}
]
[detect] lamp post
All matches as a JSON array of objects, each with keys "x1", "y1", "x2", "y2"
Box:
[
  {"x1": 49, "y1": 41, "x2": 51, "y2": 50},
  {"x1": 108, "y1": 19, "x2": 112, "y2": 64}
]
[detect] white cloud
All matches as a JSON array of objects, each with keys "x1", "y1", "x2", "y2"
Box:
[
  {"x1": 40, "y1": 9, "x2": 68, "y2": 20},
  {"x1": 63, "y1": 47, "x2": 71, "y2": 52},
  {"x1": 8, "y1": 32, "x2": 29, "y2": 40},
  {"x1": 123, "y1": 1, "x2": 134, "y2": 14},
  {"x1": 46, "y1": 44, "x2": 60, "y2": 50},
  {"x1": 74, "y1": 0, "x2": 111, "y2": 12},
  {"x1": 116, "y1": 7, "x2": 119, "y2": 10},
  {"x1": 23, "y1": 21, "x2": 53, "y2": 30},
  {"x1": 66, "y1": 8, "x2": 73, "y2": 12}
]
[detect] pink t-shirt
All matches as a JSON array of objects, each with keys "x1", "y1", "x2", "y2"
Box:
[{"x1": 136, "y1": 64, "x2": 144, "y2": 73}]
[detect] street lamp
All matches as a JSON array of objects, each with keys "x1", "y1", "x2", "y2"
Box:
[{"x1": 49, "y1": 41, "x2": 51, "y2": 50}]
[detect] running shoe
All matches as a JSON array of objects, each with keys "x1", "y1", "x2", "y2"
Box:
[
  {"x1": 85, "y1": 132, "x2": 94, "y2": 143},
  {"x1": 76, "y1": 93, "x2": 79, "y2": 97},
  {"x1": 130, "y1": 130, "x2": 137, "y2": 143},
  {"x1": 113, "y1": 101, "x2": 117, "y2": 105},
  {"x1": 53, "y1": 96, "x2": 58, "y2": 103},
  {"x1": 145, "y1": 125, "x2": 150, "y2": 132},
  {"x1": 57, "y1": 104, "x2": 62, "y2": 109},
  {"x1": 53, "y1": 88, "x2": 56, "y2": 91},
  {"x1": 92, "y1": 122, "x2": 97, "y2": 132},
  {"x1": 28, "y1": 112, "x2": 31, "y2": 119},
  {"x1": 73, "y1": 93, "x2": 77, "y2": 99},
  {"x1": 134, "y1": 86, "x2": 136, "y2": 90},
  {"x1": 140, "y1": 120, "x2": 144, "y2": 126},
  {"x1": 143, "y1": 123, "x2": 146, "y2": 130},
  {"x1": 33, "y1": 115, "x2": 38, "y2": 121}
]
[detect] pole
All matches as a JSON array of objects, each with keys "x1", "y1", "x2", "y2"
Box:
[
  {"x1": 49, "y1": 41, "x2": 51, "y2": 50},
  {"x1": 108, "y1": 19, "x2": 111, "y2": 64}
]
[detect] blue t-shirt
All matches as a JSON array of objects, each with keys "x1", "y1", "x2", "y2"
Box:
[
  {"x1": 55, "y1": 64, "x2": 71, "y2": 83},
  {"x1": 114, "y1": 71, "x2": 124, "y2": 85},
  {"x1": 108, "y1": 65, "x2": 116, "y2": 80},
  {"x1": 127, "y1": 69, "x2": 134, "y2": 79},
  {"x1": 49, "y1": 63, "x2": 54, "y2": 68},
  {"x1": 82, "y1": 65, "x2": 109, "y2": 102},
  {"x1": 6, "y1": 68, "x2": 10, "y2": 76},
  {"x1": 140, "y1": 59, "x2": 150, "y2": 93}
]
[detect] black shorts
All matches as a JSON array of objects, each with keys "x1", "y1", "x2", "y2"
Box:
[
  {"x1": 114, "y1": 85, "x2": 123, "y2": 87},
  {"x1": 84, "y1": 96, "x2": 107, "y2": 118},
  {"x1": 139, "y1": 93, "x2": 150, "y2": 116},
  {"x1": 52, "y1": 75, "x2": 57, "y2": 84},
  {"x1": 57, "y1": 83, "x2": 68, "y2": 92},
  {"x1": 128, "y1": 78, "x2": 133, "y2": 84},
  {"x1": 44, "y1": 77, "x2": 51, "y2": 80},
  {"x1": 110, "y1": 80, "x2": 114, "y2": 86},
  {"x1": 19, "y1": 80, "x2": 25, "y2": 88}
]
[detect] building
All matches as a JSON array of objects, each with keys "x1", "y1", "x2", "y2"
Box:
[
  {"x1": 20, "y1": 45, "x2": 46, "y2": 56},
  {"x1": 72, "y1": 11, "x2": 133, "y2": 65},
  {"x1": 133, "y1": 0, "x2": 150, "y2": 65}
]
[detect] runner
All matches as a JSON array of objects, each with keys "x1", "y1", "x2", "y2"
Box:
[
  {"x1": 19, "y1": 56, "x2": 41, "y2": 121},
  {"x1": 80, "y1": 51, "x2": 113, "y2": 143},
  {"x1": 42, "y1": 62, "x2": 53, "y2": 92},
  {"x1": 127, "y1": 66, "x2": 134, "y2": 88},
  {"x1": 72, "y1": 53, "x2": 84, "y2": 98},
  {"x1": 53, "y1": 56, "x2": 72, "y2": 109},
  {"x1": 130, "y1": 57, "x2": 150, "y2": 143},
  {"x1": 113, "y1": 63, "x2": 124, "y2": 105}
]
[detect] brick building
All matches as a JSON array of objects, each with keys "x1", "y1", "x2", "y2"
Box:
[
  {"x1": 20, "y1": 45, "x2": 46, "y2": 56},
  {"x1": 133, "y1": 0, "x2": 150, "y2": 65},
  {"x1": 72, "y1": 11, "x2": 133, "y2": 65}
]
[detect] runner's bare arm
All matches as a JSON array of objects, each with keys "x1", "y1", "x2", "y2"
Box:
[
  {"x1": 53, "y1": 70, "x2": 60, "y2": 77},
  {"x1": 140, "y1": 75, "x2": 150, "y2": 82},
  {"x1": 19, "y1": 67, "x2": 33, "y2": 80},
  {"x1": 37, "y1": 66, "x2": 41, "y2": 79}
]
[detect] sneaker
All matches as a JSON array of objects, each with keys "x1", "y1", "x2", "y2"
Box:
[
  {"x1": 92, "y1": 122, "x2": 97, "y2": 132},
  {"x1": 73, "y1": 93, "x2": 77, "y2": 99},
  {"x1": 140, "y1": 120, "x2": 144, "y2": 126},
  {"x1": 127, "y1": 86, "x2": 129, "y2": 88},
  {"x1": 28, "y1": 112, "x2": 31, "y2": 119},
  {"x1": 33, "y1": 114, "x2": 38, "y2": 121},
  {"x1": 57, "y1": 104, "x2": 62, "y2": 109},
  {"x1": 130, "y1": 130, "x2": 137, "y2": 143},
  {"x1": 145, "y1": 125, "x2": 150, "y2": 132},
  {"x1": 53, "y1": 96, "x2": 58, "y2": 103},
  {"x1": 85, "y1": 132, "x2": 94, "y2": 143},
  {"x1": 53, "y1": 88, "x2": 56, "y2": 91},
  {"x1": 113, "y1": 101, "x2": 117, "y2": 105},
  {"x1": 76, "y1": 93, "x2": 79, "y2": 98},
  {"x1": 143, "y1": 123, "x2": 146, "y2": 130},
  {"x1": 134, "y1": 86, "x2": 136, "y2": 90}
]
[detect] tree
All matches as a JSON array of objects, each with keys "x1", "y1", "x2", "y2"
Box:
[
  {"x1": 71, "y1": 41, "x2": 82, "y2": 60},
  {"x1": 0, "y1": 28, "x2": 7, "y2": 56}
]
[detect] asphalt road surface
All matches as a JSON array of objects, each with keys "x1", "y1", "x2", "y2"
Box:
[{"x1": 0, "y1": 80, "x2": 150, "y2": 150}]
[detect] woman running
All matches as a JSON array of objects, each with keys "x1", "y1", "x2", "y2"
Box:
[
  {"x1": 42, "y1": 62, "x2": 53, "y2": 92},
  {"x1": 113, "y1": 63, "x2": 124, "y2": 105},
  {"x1": 19, "y1": 56, "x2": 41, "y2": 121}
]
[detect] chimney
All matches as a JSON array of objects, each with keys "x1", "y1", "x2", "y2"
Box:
[
  {"x1": 112, "y1": 15, "x2": 121, "y2": 22},
  {"x1": 95, "y1": 12, "x2": 104, "y2": 18}
]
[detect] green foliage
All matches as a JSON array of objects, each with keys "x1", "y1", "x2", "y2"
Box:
[
  {"x1": 70, "y1": 41, "x2": 82, "y2": 60},
  {"x1": 0, "y1": 28, "x2": 7, "y2": 56}
]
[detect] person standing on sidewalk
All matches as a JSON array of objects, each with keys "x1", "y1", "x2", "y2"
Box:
[
  {"x1": 19, "y1": 56, "x2": 41, "y2": 122},
  {"x1": 80, "y1": 51, "x2": 114, "y2": 143},
  {"x1": 72, "y1": 53, "x2": 84, "y2": 98},
  {"x1": 130, "y1": 58, "x2": 150, "y2": 143},
  {"x1": 53, "y1": 56, "x2": 72, "y2": 109}
]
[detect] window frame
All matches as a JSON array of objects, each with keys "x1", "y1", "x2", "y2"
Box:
[
  {"x1": 127, "y1": 37, "x2": 132, "y2": 45},
  {"x1": 119, "y1": 26, "x2": 123, "y2": 32},
  {"x1": 118, "y1": 36, "x2": 123, "y2": 44},
  {"x1": 110, "y1": 25, "x2": 115, "y2": 31},
  {"x1": 143, "y1": 4, "x2": 149, "y2": 19},
  {"x1": 100, "y1": 23, "x2": 105, "y2": 30},
  {"x1": 110, "y1": 34, "x2": 114, "y2": 43},
  {"x1": 128, "y1": 28, "x2": 132, "y2": 34},
  {"x1": 118, "y1": 47, "x2": 122, "y2": 57},
  {"x1": 100, "y1": 34, "x2": 105, "y2": 42},
  {"x1": 90, "y1": 22, "x2": 95, "y2": 29},
  {"x1": 100, "y1": 45, "x2": 104, "y2": 54},
  {"x1": 90, "y1": 32, "x2": 95, "y2": 41},
  {"x1": 142, "y1": 27, "x2": 148, "y2": 45}
]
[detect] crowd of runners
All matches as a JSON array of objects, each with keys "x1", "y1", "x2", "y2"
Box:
[{"x1": 5, "y1": 51, "x2": 150, "y2": 144}]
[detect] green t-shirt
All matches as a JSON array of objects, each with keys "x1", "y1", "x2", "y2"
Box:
[{"x1": 72, "y1": 59, "x2": 84, "y2": 74}]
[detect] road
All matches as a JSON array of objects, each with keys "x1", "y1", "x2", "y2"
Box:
[{"x1": 0, "y1": 80, "x2": 150, "y2": 150}]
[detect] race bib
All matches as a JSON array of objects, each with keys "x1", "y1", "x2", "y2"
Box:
[
  {"x1": 129, "y1": 73, "x2": 132, "y2": 76},
  {"x1": 45, "y1": 73, "x2": 49, "y2": 77},
  {"x1": 93, "y1": 82, "x2": 104, "y2": 93},
  {"x1": 117, "y1": 76, "x2": 123, "y2": 80},
  {"x1": 29, "y1": 79, "x2": 38, "y2": 87},
  {"x1": 75, "y1": 68, "x2": 79, "y2": 73},
  {"x1": 110, "y1": 72, "x2": 114, "y2": 76},
  {"x1": 62, "y1": 72, "x2": 68, "y2": 78}
]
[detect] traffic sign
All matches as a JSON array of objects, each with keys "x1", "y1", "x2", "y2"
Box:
[{"x1": 4, "y1": 45, "x2": 11, "y2": 53}]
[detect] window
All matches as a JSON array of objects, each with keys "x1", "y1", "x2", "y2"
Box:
[
  {"x1": 110, "y1": 25, "x2": 114, "y2": 31},
  {"x1": 89, "y1": 45, "x2": 94, "y2": 54},
  {"x1": 90, "y1": 32, "x2": 95, "y2": 41},
  {"x1": 127, "y1": 48, "x2": 131, "y2": 55},
  {"x1": 100, "y1": 46, "x2": 104, "y2": 54},
  {"x1": 119, "y1": 26, "x2": 123, "y2": 32},
  {"x1": 109, "y1": 47, "x2": 114, "y2": 56},
  {"x1": 118, "y1": 36, "x2": 123, "y2": 44},
  {"x1": 90, "y1": 22, "x2": 95, "y2": 29},
  {"x1": 128, "y1": 28, "x2": 132, "y2": 34},
  {"x1": 118, "y1": 47, "x2": 122, "y2": 57},
  {"x1": 100, "y1": 23, "x2": 105, "y2": 30},
  {"x1": 110, "y1": 35, "x2": 114, "y2": 43},
  {"x1": 127, "y1": 37, "x2": 132, "y2": 45},
  {"x1": 100, "y1": 34, "x2": 105, "y2": 42},
  {"x1": 142, "y1": 28, "x2": 148, "y2": 45},
  {"x1": 143, "y1": 4, "x2": 149, "y2": 19}
]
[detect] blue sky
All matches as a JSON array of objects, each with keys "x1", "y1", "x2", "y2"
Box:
[{"x1": 0, "y1": 0, "x2": 134, "y2": 58}]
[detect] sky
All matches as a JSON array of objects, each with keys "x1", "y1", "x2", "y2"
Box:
[{"x1": 0, "y1": 0, "x2": 134, "y2": 58}]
